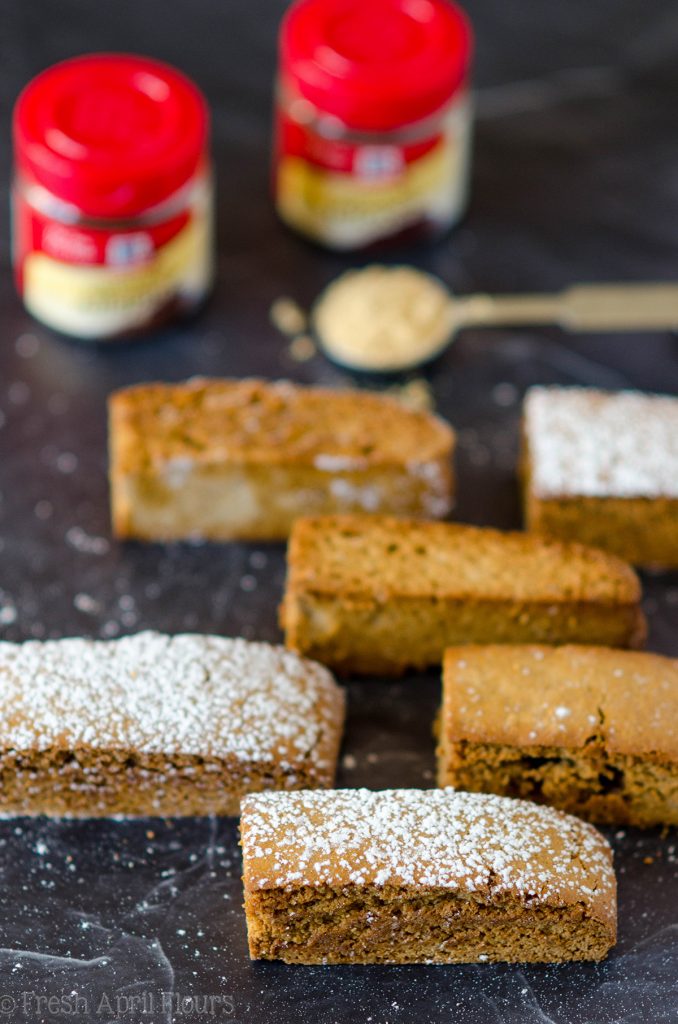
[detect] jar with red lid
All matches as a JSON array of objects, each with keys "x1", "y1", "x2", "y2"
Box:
[
  {"x1": 12, "y1": 54, "x2": 213, "y2": 341},
  {"x1": 274, "y1": 0, "x2": 473, "y2": 251}
]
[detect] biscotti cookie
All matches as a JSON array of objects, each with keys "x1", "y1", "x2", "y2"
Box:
[
  {"x1": 281, "y1": 515, "x2": 645, "y2": 674},
  {"x1": 523, "y1": 386, "x2": 678, "y2": 568},
  {"x1": 0, "y1": 631, "x2": 344, "y2": 817},
  {"x1": 109, "y1": 378, "x2": 454, "y2": 541},
  {"x1": 438, "y1": 644, "x2": 678, "y2": 827},
  {"x1": 241, "y1": 788, "x2": 617, "y2": 964}
]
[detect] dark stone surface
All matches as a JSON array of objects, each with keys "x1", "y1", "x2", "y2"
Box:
[{"x1": 0, "y1": 0, "x2": 677, "y2": 1021}]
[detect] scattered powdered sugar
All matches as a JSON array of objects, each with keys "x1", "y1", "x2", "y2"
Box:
[
  {"x1": 0, "y1": 603, "x2": 17, "y2": 626},
  {"x1": 65, "y1": 526, "x2": 110, "y2": 556},
  {"x1": 7, "y1": 381, "x2": 30, "y2": 406},
  {"x1": 15, "y1": 333, "x2": 40, "y2": 359},
  {"x1": 73, "y1": 593, "x2": 101, "y2": 616},
  {"x1": 163, "y1": 456, "x2": 196, "y2": 490},
  {"x1": 55, "y1": 451, "x2": 78, "y2": 475},
  {"x1": 249, "y1": 551, "x2": 267, "y2": 570},
  {"x1": 329, "y1": 478, "x2": 381, "y2": 511},
  {"x1": 0, "y1": 631, "x2": 344, "y2": 766},
  {"x1": 241, "y1": 788, "x2": 615, "y2": 908},
  {"x1": 492, "y1": 382, "x2": 519, "y2": 408},
  {"x1": 313, "y1": 454, "x2": 367, "y2": 472},
  {"x1": 316, "y1": 456, "x2": 451, "y2": 518},
  {"x1": 525, "y1": 386, "x2": 678, "y2": 498},
  {"x1": 34, "y1": 500, "x2": 53, "y2": 521}
]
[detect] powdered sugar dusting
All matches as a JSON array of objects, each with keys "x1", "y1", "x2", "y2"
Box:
[
  {"x1": 241, "y1": 788, "x2": 615, "y2": 911},
  {"x1": 0, "y1": 631, "x2": 345, "y2": 767},
  {"x1": 525, "y1": 386, "x2": 678, "y2": 498}
]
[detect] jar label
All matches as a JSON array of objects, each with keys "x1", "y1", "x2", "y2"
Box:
[
  {"x1": 13, "y1": 179, "x2": 213, "y2": 339},
  {"x1": 275, "y1": 95, "x2": 471, "y2": 249}
]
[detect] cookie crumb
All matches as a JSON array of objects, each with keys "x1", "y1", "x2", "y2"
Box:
[
  {"x1": 289, "y1": 334, "x2": 316, "y2": 362},
  {"x1": 270, "y1": 297, "x2": 308, "y2": 337},
  {"x1": 387, "y1": 378, "x2": 435, "y2": 413}
]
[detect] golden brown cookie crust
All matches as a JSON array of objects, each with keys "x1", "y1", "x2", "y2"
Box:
[
  {"x1": 109, "y1": 379, "x2": 455, "y2": 540},
  {"x1": 0, "y1": 631, "x2": 345, "y2": 817},
  {"x1": 282, "y1": 516, "x2": 646, "y2": 674},
  {"x1": 522, "y1": 386, "x2": 678, "y2": 568},
  {"x1": 439, "y1": 643, "x2": 678, "y2": 826},
  {"x1": 241, "y1": 788, "x2": 617, "y2": 964}
]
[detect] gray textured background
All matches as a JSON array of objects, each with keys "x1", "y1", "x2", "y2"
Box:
[{"x1": 0, "y1": 1, "x2": 676, "y2": 1021}]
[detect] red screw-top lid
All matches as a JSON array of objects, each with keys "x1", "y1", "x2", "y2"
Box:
[
  {"x1": 13, "y1": 53, "x2": 209, "y2": 219},
  {"x1": 280, "y1": 0, "x2": 473, "y2": 133}
]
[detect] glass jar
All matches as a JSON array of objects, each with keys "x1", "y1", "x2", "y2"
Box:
[
  {"x1": 274, "y1": 0, "x2": 473, "y2": 252},
  {"x1": 12, "y1": 54, "x2": 213, "y2": 342}
]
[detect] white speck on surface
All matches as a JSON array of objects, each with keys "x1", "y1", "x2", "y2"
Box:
[
  {"x1": 8, "y1": 381, "x2": 30, "y2": 405},
  {"x1": 15, "y1": 334, "x2": 40, "y2": 359},
  {"x1": 56, "y1": 452, "x2": 78, "y2": 474},
  {"x1": 74, "y1": 593, "x2": 101, "y2": 615},
  {"x1": 492, "y1": 382, "x2": 519, "y2": 407},
  {"x1": 66, "y1": 526, "x2": 110, "y2": 556},
  {"x1": 0, "y1": 604, "x2": 17, "y2": 626},
  {"x1": 34, "y1": 500, "x2": 53, "y2": 520}
]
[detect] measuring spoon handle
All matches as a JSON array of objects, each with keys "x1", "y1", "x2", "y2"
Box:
[{"x1": 455, "y1": 282, "x2": 678, "y2": 332}]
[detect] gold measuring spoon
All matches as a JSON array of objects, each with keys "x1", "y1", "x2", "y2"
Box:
[{"x1": 313, "y1": 265, "x2": 678, "y2": 373}]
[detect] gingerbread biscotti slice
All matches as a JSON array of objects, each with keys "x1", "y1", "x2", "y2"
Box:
[
  {"x1": 281, "y1": 515, "x2": 646, "y2": 674},
  {"x1": 438, "y1": 644, "x2": 678, "y2": 828},
  {"x1": 523, "y1": 386, "x2": 678, "y2": 568},
  {"x1": 0, "y1": 631, "x2": 344, "y2": 817},
  {"x1": 108, "y1": 378, "x2": 454, "y2": 541},
  {"x1": 241, "y1": 788, "x2": 617, "y2": 964}
]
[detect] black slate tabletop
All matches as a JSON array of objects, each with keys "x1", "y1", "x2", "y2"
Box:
[{"x1": 1, "y1": 1, "x2": 678, "y2": 1021}]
